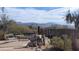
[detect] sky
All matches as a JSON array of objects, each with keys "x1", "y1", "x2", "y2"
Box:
[{"x1": 0, "y1": 7, "x2": 79, "y2": 25}]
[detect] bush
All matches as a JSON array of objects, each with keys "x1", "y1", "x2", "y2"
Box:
[
  {"x1": 65, "y1": 38, "x2": 72, "y2": 50},
  {"x1": 0, "y1": 31, "x2": 5, "y2": 40},
  {"x1": 50, "y1": 36, "x2": 64, "y2": 49},
  {"x1": 50, "y1": 36, "x2": 72, "y2": 50}
]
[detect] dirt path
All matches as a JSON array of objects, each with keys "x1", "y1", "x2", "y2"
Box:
[{"x1": 0, "y1": 40, "x2": 34, "y2": 51}]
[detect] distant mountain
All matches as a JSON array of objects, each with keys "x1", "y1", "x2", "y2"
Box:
[
  {"x1": 17, "y1": 22, "x2": 38, "y2": 26},
  {"x1": 16, "y1": 22, "x2": 75, "y2": 29}
]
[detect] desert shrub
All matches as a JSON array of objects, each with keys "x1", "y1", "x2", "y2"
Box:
[
  {"x1": 50, "y1": 36, "x2": 64, "y2": 49},
  {"x1": 65, "y1": 38, "x2": 72, "y2": 50},
  {"x1": 0, "y1": 31, "x2": 5, "y2": 40},
  {"x1": 50, "y1": 36, "x2": 72, "y2": 50}
]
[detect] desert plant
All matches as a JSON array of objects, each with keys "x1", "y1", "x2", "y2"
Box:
[
  {"x1": 0, "y1": 31, "x2": 5, "y2": 40},
  {"x1": 50, "y1": 36, "x2": 72, "y2": 50},
  {"x1": 65, "y1": 10, "x2": 79, "y2": 50}
]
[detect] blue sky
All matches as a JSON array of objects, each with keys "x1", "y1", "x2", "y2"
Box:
[
  {"x1": 17, "y1": 7, "x2": 61, "y2": 11},
  {"x1": 0, "y1": 7, "x2": 79, "y2": 25}
]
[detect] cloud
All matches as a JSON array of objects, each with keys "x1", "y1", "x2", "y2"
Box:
[{"x1": 0, "y1": 7, "x2": 79, "y2": 25}]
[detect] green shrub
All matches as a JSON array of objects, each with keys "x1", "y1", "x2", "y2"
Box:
[
  {"x1": 50, "y1": 36, "x2": 64, "y2": 49},
  {"x1": 50, "y1": 36, "x2": 72, "y2": 50}
]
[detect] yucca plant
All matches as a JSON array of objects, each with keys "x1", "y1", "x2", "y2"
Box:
[{"x1": 65, "y1": 10, "x2": 79, "y2": 50}]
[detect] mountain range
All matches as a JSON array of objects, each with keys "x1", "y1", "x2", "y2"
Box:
[{"x1": 16, "y1": 22, "x2": 75, "y2": 29}]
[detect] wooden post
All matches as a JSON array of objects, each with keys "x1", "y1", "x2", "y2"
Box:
[{"x1": 38, "y1": 26, "x2": 40, "y2": 35}]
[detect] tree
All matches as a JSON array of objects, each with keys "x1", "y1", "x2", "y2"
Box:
[
  {"x1": 0, "y1": 7, "x2": 9, "y2": 32},
  {"x1": 0, "y1": 7, "x2": 16, "y2": 33},
  {"x1": 65, "y1": 10, "x2": 79, "y2": 50},
  {"x1": 0, "y1": 7, "x2": 9, "y2": 40},
  {"x1": 0, "y1": 7, "x2": 17, "y2": 40}
]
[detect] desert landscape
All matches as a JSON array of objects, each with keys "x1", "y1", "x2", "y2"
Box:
[{"x1": 0, "y1": 7, "x2": 79, "y2": 51}]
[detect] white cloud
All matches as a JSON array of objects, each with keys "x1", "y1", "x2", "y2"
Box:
[{"x1": 0, "y1": 7, "x2": 79, "y2": 25}]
